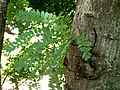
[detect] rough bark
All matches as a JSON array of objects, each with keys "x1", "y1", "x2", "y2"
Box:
[
  {"x1": 64, "y1": 0, "x2": 120, "y2": 90},
  {"x1": 0, "y1": 0, "x2": 10, "y2": 89}
]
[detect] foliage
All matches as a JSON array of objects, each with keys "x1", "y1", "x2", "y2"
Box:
[
  {"x1": 3, "y1": 9, "x2": 71, "y2": 89},
  {"x1": 2, "y1": 0, "x2": 92, "y2": 89},
  {"x1": 7, "y1": 0, "x2": 29, "y2": 22},
  {"x1": 6, "y1": 0, "x2": 29, "y2": 33},
  {"x1": 26, "y1": 0, "x2": 76, "y2": 18},
  {"x1": 75, "y1": 34, "x2": 92, "y2": 61}
]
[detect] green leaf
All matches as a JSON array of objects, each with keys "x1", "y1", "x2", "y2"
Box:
[
  {"x1": 48, "y1": 13, "x2": 53, "y2": 20},
  {"x1": 44, "y1": 12, "x2": 48, "y2": 19},
  {"x1": 84, "y1": 55, "x2": 91, "y2": 61},
  {"x1": 82, "y1": 52, "x2": 92, "y2": 59},
  {"x1": 14, "y1": 61, "x2": 24, "y2": 71},
  {"x1": 41, "y1": 11, "x2": 45, "y2": 18}
]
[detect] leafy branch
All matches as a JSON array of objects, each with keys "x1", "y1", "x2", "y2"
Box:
[{"x1": 74, "y1": 34, "x2": 92, "y2": 61}]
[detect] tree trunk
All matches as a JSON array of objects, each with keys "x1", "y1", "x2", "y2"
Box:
[
  {"x1": 64, "y1": 0, "x2": 120, "y2": 90},
  {"x1": 0, "y1": 0, "x2": 10, "y2": 89}
]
